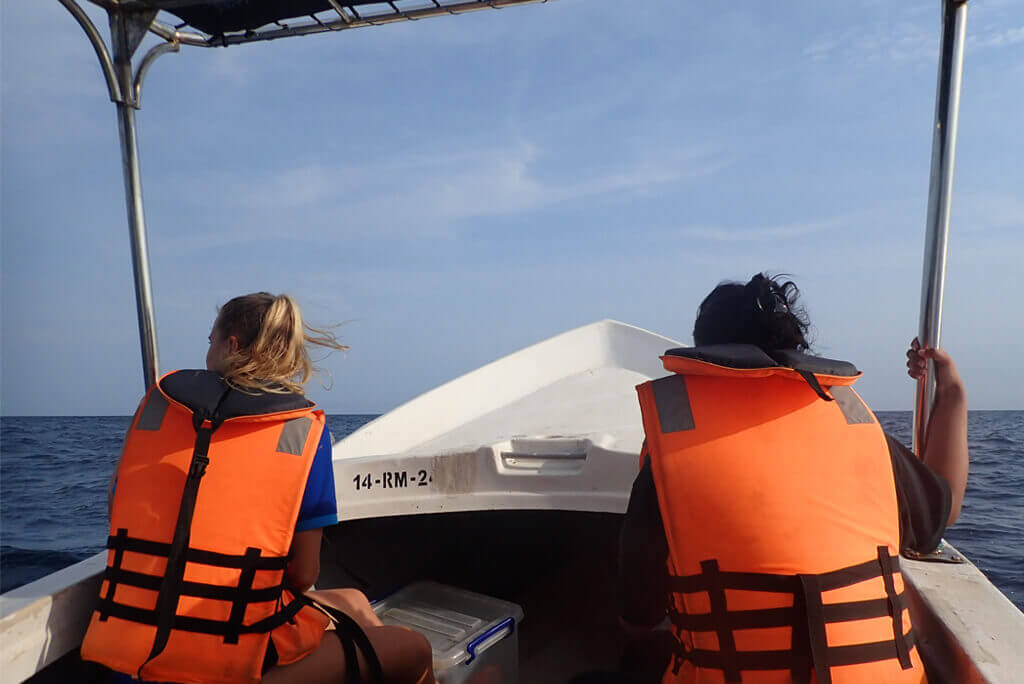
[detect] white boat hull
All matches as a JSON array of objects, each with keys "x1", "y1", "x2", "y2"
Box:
[
  {"x1": 332, "y1": 320, "x2": 677, "y2": 522},
  {"x1": 2, "y1": 320, "x2": 1022, "y2": 682}
]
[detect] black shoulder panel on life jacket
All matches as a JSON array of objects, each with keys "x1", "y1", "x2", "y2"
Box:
[
  {"x1": 765, "y1": 349, "x2": 860, "y2": 378},
  {"x1": 664, "y1": 344, "x2": 781, "y2": 369},
  {"x1": 160, "y1": 370, "x2": 312, "y2": 420},
  {"x1": 664, "y1": 345, "x2": 860, "y2": 377}
]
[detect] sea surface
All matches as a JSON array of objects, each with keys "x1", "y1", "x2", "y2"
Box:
[{"x1": 2, "y1": 412, "x2": 1022, "y2": 611}]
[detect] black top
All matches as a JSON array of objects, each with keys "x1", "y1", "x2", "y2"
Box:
[{"x1": 616, "y1": 432, "x2": 951, "y2": 627}]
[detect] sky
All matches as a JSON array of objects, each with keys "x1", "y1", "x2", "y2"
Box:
[{"x1": 2, "y1": 0, "x2": 1023, "y2": 416}]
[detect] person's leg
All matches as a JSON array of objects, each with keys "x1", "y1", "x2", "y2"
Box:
[
  {"x1": 262, "y1": 624, "x2": 436, "y2": 684},
  {"x1": 369, "y1": 625, "x2": 436, "y2": 684},
  {"x1": 308, "y1": 588, "x2": 383, "y2": 629},
  {"x1": 262, "y1": 631, "x2": 345, "y2": 684}
]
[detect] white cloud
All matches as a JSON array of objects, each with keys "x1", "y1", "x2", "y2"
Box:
[
  {"x1": 200, "y1": 47, "x2": 255, "y2": 86},
  {"x1": 155, "y1": 139, "x2": 728, "y2": 249},
  {"x1": 803, "y1": 36, "x2": 839, "y2": 62},
  {"x1": 971, "y1": 25, "x2": 1024, "y2": 49},
  {"x1": 680, "y1": 217, "x2": 847, "y2": 243},
  {"x1": 954, "y1": 193, "x2": 1024, "y2": 232},
  {"x1": 805, "y1": 27, "x2": 1023, "y2": 73},
  {"x1": 804, "y1": 21, "x2": 938, "y2": 66}
]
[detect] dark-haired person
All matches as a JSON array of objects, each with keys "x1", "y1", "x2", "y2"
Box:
[
  {"x1": 617, "y1": 274, "x2": 968, "y2": 684},
  {"x1": 83, "y1": 293, "x2": 436, "y2": 684}
]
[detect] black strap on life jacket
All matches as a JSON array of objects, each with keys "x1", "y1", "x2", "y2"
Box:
[
  {"x1": 97, "y1": 530, "x2": 299, "y2": 635},
  {"x1": 140, "y1": 412, "x2": 222, "y2": 672},
  {"x1": 796, "y1": 370, "x2": 834, "y2": 402},
  {"x1": 305, "y1": 597, "x2": 384, "y2": 684},
  {"x1": 665, "y1": 547, "x2": 915, "y2": 683},
  {"x1": 131, "y1": 406, "x2": 227, "y2": 677}
]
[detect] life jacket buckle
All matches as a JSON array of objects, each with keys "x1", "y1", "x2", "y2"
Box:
[
  {"x1": 667, "y1": 629, "x2": 689, "y2": 676},
  {"x1": 189, "y1": 453, "x2": 210, "y2": 477},
  {"x1": 671, "y1": 649, "x2": 687, "y2": 675}
]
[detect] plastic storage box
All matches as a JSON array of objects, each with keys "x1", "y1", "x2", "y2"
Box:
[{"x1": 372, "y1": 581, "x2": 524, "y2": 684}]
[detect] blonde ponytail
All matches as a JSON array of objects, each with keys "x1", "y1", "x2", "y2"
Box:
[{"x1": 214, "y1": 292, "x2": 348, "y2": 394}]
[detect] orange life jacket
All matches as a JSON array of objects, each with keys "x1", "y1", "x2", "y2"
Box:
[
  {"x1": 635, "y1": 345, "x2": 925, "y2": 684},
  {"x1": 81, "y1": 370, "x2": 331, "y2": 684}
]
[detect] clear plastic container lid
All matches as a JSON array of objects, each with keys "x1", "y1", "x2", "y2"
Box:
[{"x1": 372, "y1": 581, "x2": 524, "y2": 670}]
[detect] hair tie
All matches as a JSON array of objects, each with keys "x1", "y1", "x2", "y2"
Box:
[{"x1": 755, "y1": 289, "x2": 789, "y2": 314}]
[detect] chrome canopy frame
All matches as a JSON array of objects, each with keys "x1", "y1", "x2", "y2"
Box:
[
  {"x1": 58, "y1": 0, "x2": 176, "y2": 390},
  {"x1": 60, "y1": 0, "x2": 968, "y2": 432},
  {"x1": 58, "y1": 0, "x2": 548, "y2": 391},
  {"x1": 914, "y1": 0, "x2": 968, "y2": 454}
]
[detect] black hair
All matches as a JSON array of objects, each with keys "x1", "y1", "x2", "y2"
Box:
[{"x1": 692, "y1": 273, "x2": 811, "y2": 351}]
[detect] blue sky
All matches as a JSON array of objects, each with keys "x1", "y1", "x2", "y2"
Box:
[{"x1": 2, "y1": 1, "x2": 1022, "y2": 415}]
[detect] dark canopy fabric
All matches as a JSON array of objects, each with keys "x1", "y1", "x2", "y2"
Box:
[{"x1": 140, "y1": 1, "x2": 394, "y2": 35}]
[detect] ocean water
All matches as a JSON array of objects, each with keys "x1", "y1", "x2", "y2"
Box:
[{"x1": 2, "y1": 412, "x2": 1022, "y2": 611}]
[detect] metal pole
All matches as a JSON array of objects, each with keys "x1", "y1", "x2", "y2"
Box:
[
  {"x1": 57, "y1": 0, "x2": 122, "y2": 102},
  {"x1": 914, "y1": 0, "x2": 968, "y2": 454},
  {"x1": 112, "y1": 21, "x2": 160, "y2": 390}
]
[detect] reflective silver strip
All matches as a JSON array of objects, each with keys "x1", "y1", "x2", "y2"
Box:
[
  {"x1": 831, "y1": 386, "x2": 875, "y2": 425},
  {"x1": 135, "y1": 390, "x2": 169, "y2": 431},
  {"x1": 277, "y1": 417, "x2": 313, "y2": 455},
  {"x1": 651, "y1": 375, "x2": 695, "y2": 433}
]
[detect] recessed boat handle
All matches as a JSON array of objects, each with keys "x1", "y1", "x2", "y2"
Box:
[
  {"x1": 501, "y1": 437, "x2": 589, "y2": 460},
  {"x1": 500, "y1": 450, "x2": 587, "y2": 460}
]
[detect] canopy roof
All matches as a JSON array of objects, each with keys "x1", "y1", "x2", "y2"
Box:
[
  {"x1": 145, "y1": 1, "x2": 418, "y2": 35},
  {"x1": 104, "y1": 0, "x2": 546, "y2": 45}
]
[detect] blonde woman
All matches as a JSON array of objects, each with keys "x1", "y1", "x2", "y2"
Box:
[{"x1": 84, "y1": 293, "x2": 435, "y2": 684}]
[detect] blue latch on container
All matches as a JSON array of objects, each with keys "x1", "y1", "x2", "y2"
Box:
[{"x1": 464, "y1": 617, "x2": 516, "y2": 665}]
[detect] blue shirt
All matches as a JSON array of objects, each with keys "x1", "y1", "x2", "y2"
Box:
[{"x1": 295, "y1": 426, "x2": 338, "y2": 531}]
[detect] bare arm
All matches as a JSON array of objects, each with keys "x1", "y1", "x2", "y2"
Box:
[
  {"x1": 286, "y1": 528, "x2": 323, "y2": 592},
  {"x1": 907, "y1": 339, "x2": 969, "y2": 526}
]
